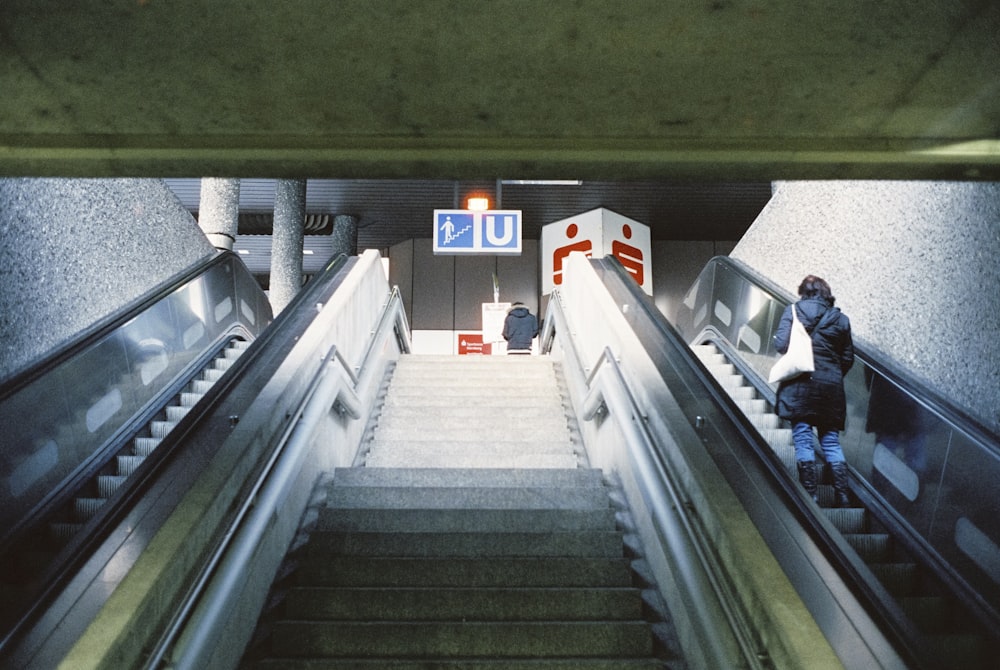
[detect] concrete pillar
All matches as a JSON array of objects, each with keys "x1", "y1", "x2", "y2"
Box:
[
  {"x1": 197, "y1": 178, "x2": 240, "y2": 250},
  {"x1": 332, "y1": 214, "x2": 359, "y2": 257},
  {"x1": 269, "y1": 179, "x2": 307, "y2": 315}
]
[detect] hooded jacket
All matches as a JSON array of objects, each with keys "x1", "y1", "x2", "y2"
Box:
[
  {"x1": 502, "y1": 304, "x2": 539, "y2": 351},
  {"x1": 773, "y1": 297, "x2": 854, "y2": 430}
]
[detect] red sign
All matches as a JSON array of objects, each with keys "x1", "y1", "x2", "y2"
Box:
[{"x1": 457, "y1": 333, "x2": 484, "y2": 355}]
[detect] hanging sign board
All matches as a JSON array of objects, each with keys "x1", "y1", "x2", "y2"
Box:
[{"x1": 433, "y1": 210, "x2": 523, "y2": 255}]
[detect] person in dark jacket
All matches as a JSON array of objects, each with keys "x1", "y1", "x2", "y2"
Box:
[
  {"x1": 502, "y1": 302, "x2": 538, "y2": 354},
  {"x1": 774, "y1": 275, "x2": 855, "y2": 507}
]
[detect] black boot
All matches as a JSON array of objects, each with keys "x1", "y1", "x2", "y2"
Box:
[
  {"x1": 796, "y1": 460, "x2": 818, "y2": 502},
  {"x1": 830, "y1": 461, "x2": 851, "y2": 508}
]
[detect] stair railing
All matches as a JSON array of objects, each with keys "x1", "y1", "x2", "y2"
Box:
[
  {"x1": 542, "y1": 288, "x2": 764, "y2": 670},
  {"x1": 143, "y1": 256, "x2": 411, "y2": 670}
]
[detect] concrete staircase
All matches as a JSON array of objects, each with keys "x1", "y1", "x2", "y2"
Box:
[
  {"x1": 363, "y1": 354, "x2": 581, "y2": 469},
  {"x1": 242, "y1": 354, "x2": 671, "y2": 668}
]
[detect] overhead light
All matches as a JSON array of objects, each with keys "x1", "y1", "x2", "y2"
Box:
[
  {"x1": 500, "y1": 180, "x2": 582, "y2": 186},
  {"x1": 467, "y1": 196, "x2": 490, "y2": 210},
  {"x1": 914, "y1": 139, "x2": 1000, "y2": 156}
]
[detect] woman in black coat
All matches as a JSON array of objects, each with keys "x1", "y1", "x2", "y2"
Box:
[{"x1": 774, "y1": 275, "x2": 855, "y2": 506}]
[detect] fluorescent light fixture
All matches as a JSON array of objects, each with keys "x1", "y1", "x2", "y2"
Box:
[
  {"x1": 500, "y1": 179, "x2": 582, "y2": 186},
  {"x1": 914, "y1": 140, "x2": 1000, "y2": 156}
]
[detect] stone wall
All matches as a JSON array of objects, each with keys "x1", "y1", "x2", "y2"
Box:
[
  {"x1": 731, "y1": 180, "x2": 1000, "y2": 436},
  {"x1": 0, "y1": 178, "x2": 215, "y2": 381}
]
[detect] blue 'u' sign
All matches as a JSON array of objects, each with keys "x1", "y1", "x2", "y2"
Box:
[{"x1": 433, "y1": 209, "x2": 522, "y2": 255}]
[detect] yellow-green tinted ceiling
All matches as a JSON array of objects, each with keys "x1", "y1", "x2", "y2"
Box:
[{"x1": 1, "y1": 1, "x2": 998, "y2": 180}]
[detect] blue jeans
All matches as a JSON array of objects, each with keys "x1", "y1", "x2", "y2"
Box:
[{"x1": 792, "y1": 422, "x2": 845, "y2": 464}]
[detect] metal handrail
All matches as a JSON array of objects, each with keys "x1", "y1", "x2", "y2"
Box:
[
  {"x1": 146, "y1": 283, "x2": 410, "y2": 670},
  {"x1": 543, "y1": 291, "x2": 763, "y2": 670}
]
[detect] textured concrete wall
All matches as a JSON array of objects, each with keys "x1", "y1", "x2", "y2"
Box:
[
  {"x1": 0, "y1": 178, "x2": 215, "y2": 380},
  {"x1": 731, "y1": 180, "x2": 1000, "y2": 436}
]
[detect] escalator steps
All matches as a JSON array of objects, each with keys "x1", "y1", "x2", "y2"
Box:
[
  {"x1": 98, "y1": 475, "x2": 127, "y2": 498},
  {"x1": 843, "y1": 532, "x2": 892, "y2": 562},
  {"x1": 73, "y1": 497, "x2": 106, "y2": 521},
  {"x1": 134, "y1": 437, "x2": 161, "y2": 457},
  {"x1": 694, "y1": 341, "x2": 992, "y2": 668}
]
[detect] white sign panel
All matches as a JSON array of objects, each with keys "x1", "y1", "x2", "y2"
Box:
[
  {"x1": 541, "y1": 208, "x2": 652, "y2": 295},
  {"x1": 433, "y1": 209, "x2": 523, "y2": 255},
  {"x1": 482, "y1": 302, "x2": 511, "y2": 355}
]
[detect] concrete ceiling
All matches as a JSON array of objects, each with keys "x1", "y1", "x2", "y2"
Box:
[
  {"x1": 1, "y1": 1, "x2": 997, "y2": 181},
  {"x1": 163, "y1": 178, "x2": 774, "y2": 253}
]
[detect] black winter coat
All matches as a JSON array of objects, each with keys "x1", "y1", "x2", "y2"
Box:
[
  {"x1": 773, "y1": 297, "x2": 854, "y2": 430},
  {"x1": 502, "y1": 306, "x2": 538, "y2": 351}
]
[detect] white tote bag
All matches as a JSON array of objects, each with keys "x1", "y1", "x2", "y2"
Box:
[{"x1": 768, "y1": 304, "x2": 815, "y2": 383}]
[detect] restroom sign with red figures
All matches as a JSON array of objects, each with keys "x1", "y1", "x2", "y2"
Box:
[{"x1": 540, "y1": 208, "x2": 652, "y2": 296}]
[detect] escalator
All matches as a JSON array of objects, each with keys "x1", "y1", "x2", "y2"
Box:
[
  {"x1": 0, "y1": 251, "x2": 271, "y2": 660},
  {"x1": 3, "y1": 249, "x2": 408, "y2": 670},
  {"x1": 665, "y1": 257, "x2": 1000, "y2": 668},
  {"x1": 8, "y1": 248, "x2": 998, "y2": 669}
]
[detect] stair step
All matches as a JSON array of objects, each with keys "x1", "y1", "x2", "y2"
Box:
[
  {"x1": 244, "y1": 357, "x2": 664, "y2": 668},
  {"x1": 305, "y1": 530, "x2": 625, "y2": 558},
  {"x1": 191, "y1": 379, "x2": 214, "y2": 394},
  {"x1": 363, "y1": 452, "x2": 580, "y2": 469},
  {"x1": 269, "y1": 620, "x2": 654, "y2": 658},
  {"x1": 371, "y1": 436, "x2": 572, "y2": 458},
  {"x1": 256, "y1": 659, "x2": 665, "y2": 669},
  {"x1": 180, "y1": 391, "x2": 204, "y2": 406},
  {"x1": 284, "y1": 586, "x2": 644, "y2": 621},
  {"x1": 394, "y1": 354, "x2": 553, "y2": 367},
  {"x1": 843, "y1": 533, "x2": 893, "y2": 562},
  {"x1": 150, "y1": 420, "x2": 176, "y2": 439},
  {"x1": 73, "y1": 497, "x2": 106, "y2": 521},
  {"x1": 390, "y1": 365, "x2": 556, "y2": 378},
  {"x1": 166, "y1": 405, "x2": 191, "y2": 422},
  {"x1": 375, "y1": 414, "x2": 569, "y2": 434},
  {"x1": 869, "y1": 562, "x2": 919, "y2": 597},
  {"x1": 324, "y1": 484, "x2": 610, "y2": 510},
  {"x1": 382, "y1": 393, "x2": 563, "y2": 409},
  {"x1": 116, "y1": 454, "x2": 145, "y2": 476},
  {"x1": 821, "y1": 507, "x2": 867, "y2": 534},
  {"x1": 133, "y1": 436, "x2": 160, "y2": 457},
  {"x1": 367, "y1": 438, "x2": 574, "y2": 454},
  {"x1": 97, "y1": 475, "x2": 127, "y2": 497},
  {"x1": 295, "y1": 556, "x2": 635, "y2": 588},
  {"x1": 331, "y1": 467, "x2": 604, "y2": 489},
  {"x1": 378, "y1": 404, "x2": 567, "y2": 421},
  {"x1": 203, "y1": 368, "x2": 225, "y2": 382},
  {"x1": 317, "y1": 507, "x2": 617, "y2": 533}
]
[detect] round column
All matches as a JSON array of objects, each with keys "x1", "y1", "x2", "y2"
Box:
[
  {"x1": 332, "y1": 214, "x2": 359, "y2": 258},
  {"x1": 197, "y1": 178, "x2": 240, "y2": 251},
  {"x1": 269, "y1": 179, "x2": 307, "y2": 314}
]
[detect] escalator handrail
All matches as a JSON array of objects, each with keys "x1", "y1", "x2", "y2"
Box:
[
  {"x1": 704, "y1": 255, "x2": 1000, "y2": 452},
  {"x1": 579, "y1": 256, "x2": 920, "y2": 668},
  {"x1": 0, "y1": 253, "x2": 353, "y2": 667},
  {"x1": 147, "y1": 273, "x2": 410, "y2": 670},
  {"x1": 0, "y1": 250, "x2": 242, "y2": 400},
  {"x1": 684, "y1": 255, "x2": 1000, "y2": 646},
  {"x1": 543, "y1": 286, "x2": 765, "y2": 670}
]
